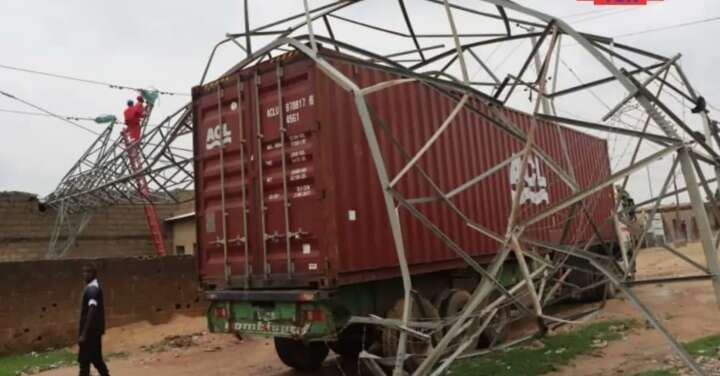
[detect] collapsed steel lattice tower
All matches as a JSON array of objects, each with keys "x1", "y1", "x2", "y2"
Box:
[
  {"x1": 43, "y1": 104, "x2": 194, "y2": 257},
  {"x1": 46, "y1": 1, "x2": 720, "y2": 374}
]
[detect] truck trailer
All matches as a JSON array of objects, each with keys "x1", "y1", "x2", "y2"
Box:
[{"x1": 192, "y1": 47, "x2": 617, "y2": 371}]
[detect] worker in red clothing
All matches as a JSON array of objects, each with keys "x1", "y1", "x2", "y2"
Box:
[
  {"x1": 123, "y1": 99, "x2": 142, "y2": 141},
  {"x1": 134, "y1": 95, "x2": 146, "y2": 119}
]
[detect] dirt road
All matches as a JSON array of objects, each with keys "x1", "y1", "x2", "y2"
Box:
[
  {"x1": 37, "y1": 242, "x2": 720, "y2": 375},
  {"x1": 550, "y1": 242, "x2": 720, "y2": 375}
]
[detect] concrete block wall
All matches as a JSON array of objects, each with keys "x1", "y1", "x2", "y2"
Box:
[
  {"x1": 0, "y1": 191, "x2": 181, "y2": 261},
  {"x1": 0, "y1": 256, "x2": 203, "y2": 354}
]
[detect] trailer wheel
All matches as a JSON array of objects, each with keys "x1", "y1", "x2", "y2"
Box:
[
  {"x1": 274, "y1": 337, "x2": 329, "y2": 372},
  {"x1": 436, "y1": 290, "x2": 479, "y2": 352},
  {"x1": 476, "y1": 301, "x2": 510, "y2": 348},
  {"x1": 381, "y1": 294, "x2": 439, "y2": 371},
  {"x1": 328, "y1": 325, "x2": 375, "y2": 359},
  {"x1": 566, "y1": 255, "x2": 617, "y2": 303}
]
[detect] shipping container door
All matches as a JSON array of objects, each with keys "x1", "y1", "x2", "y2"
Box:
[
  {"x1": 251, "y1": 60, "x2": 325, "y2": 280},
  {"x1": 195, "y1": 76, "x2": 254, "y2": 284}
]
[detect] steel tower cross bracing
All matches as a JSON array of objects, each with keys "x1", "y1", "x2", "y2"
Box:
[
  {"x1": 44, "y1": 99, "x2": 194, "y2": 258},
  {"x1": 44, "y1": 1, "x2": 720, "y2": 374}
]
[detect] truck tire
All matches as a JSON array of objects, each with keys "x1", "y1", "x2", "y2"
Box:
[
  {"x1": 476, "y1": 302, "x2": 510, "y2": 348},
  {"x1": 436, "y1": 290, "x2": 479, "y2": 352},
  {"x1": 328, "y1": 325, "x2": 375, "y2": 359},
  {"x1": 382, "y1": 294, "x2": 439, "y2": 371},
  {"x1": 566, "y1": 255, "x2": 616, "y2": 303},
  {"x1": 274, "y1": 337, "x2": 329, "y2": 372}
]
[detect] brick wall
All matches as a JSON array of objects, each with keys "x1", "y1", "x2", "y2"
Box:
[
  {"x1": 0, "y1": 191, "x2": 185, "y2": 261},
  {"x1": 0, "y1": 256, "x2": 203, "y2": 354}
]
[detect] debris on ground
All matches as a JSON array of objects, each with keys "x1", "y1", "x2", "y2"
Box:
[{"x1": 140, "y1": 333, "x2": 204, "y2": 353}]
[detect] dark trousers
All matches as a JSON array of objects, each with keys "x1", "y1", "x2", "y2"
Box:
[{"x1": 78, "y1": 335, "x2": 110, "y2": 376}]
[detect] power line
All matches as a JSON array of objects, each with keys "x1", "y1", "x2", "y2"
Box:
[
  {"x1": 0, "y1": 108, "x2": 132, "y2": 125},
  {"x1": 571, "y1": 8, "x2": 638, "y2": 25},
  {"x1": 0, "y1": 63, "x2": 190, "y2": 96},
  {"x1": 0, "y1": 89, "x2": 101, "y2": 135},
  {"x1": 614, "y1": 16, "x2": 720, "y2": 38},
  {"x1": 560, "y1": 8, "x2": 618, "y2": 20}
]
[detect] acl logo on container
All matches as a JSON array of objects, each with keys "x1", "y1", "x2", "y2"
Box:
[
  {"x1": 509, "y1": 155, "x2": 549, "y2": 205},
  {"x1": 206, "y1": 123, "x2": 232, "y2": 151}
]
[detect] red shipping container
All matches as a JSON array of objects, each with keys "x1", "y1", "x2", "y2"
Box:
[{"x1": 192, "y1": 50, "x2": 616, "y2": 290}]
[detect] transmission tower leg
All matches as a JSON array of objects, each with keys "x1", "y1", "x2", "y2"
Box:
[{"x1": 679, "y1": 147, "x2": 720, "y2": 307}]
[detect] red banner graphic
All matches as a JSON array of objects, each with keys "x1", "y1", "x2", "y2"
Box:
[{"x1": 577, "y1": 0, "x2": 662, "y2": 5}]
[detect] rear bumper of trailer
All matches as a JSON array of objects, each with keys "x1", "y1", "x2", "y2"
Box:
[{"x1": 205, "y1": 289, "x2": 337, "y2": 341}]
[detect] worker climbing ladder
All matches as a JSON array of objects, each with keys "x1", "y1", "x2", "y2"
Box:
[{"x1": 122, "y1": 89, "x2": 167, "y2": 256}]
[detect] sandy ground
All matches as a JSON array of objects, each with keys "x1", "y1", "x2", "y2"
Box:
[
  {"x1": 36, "y1": 242, "x2": 720, "y2": 376},
  {"x1": 550, "y1": 242, "x2": 720, "y2": 376}
]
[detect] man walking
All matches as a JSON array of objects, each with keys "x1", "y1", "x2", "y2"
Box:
[{"x1": 78, "y1": 263, "x2": 110, "y2": 376}]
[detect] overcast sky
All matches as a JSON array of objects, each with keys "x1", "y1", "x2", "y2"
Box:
[{"x1": 0, "y1": 0, "x2": 718, "y2": 203}]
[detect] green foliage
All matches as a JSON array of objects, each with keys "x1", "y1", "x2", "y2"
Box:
[
  {"x1": 631, "y1": 370, "x2": 676, "y2": 376},
  {"x1": 0, "y1": 350, "x2": 75, "y2": 376},
  {"x1": 449, "y1": 320, "x2": 635, "y2": 376},
  {"x1": 684, "y1": 334, "x2": 720, "y2": 355},
  {"x1": 626, "y1": 334, "x2": 720, "y2": 376}
]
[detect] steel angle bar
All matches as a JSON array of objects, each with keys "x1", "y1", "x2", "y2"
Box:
[
  {"x1": 423, "y1": 0, "x2": 545, "y2": 29},
  {"x1": 380, "y1": 45, "x2": 445, "y2": 61},
  {"x1": 414, "y1": 246, "x2": 515, "y2": 374},
  {"x1": 468, "y1": 48, "x2": 500, "y2": 84},
  {"x1": 282, "y1": 40, "x2": 415, "y2": 375},
  {"x1": 253, "y1": 0, "x2": 349, "y2": 33},
  {"x1": 524, "y1": 239, "x2": 706, "y2": 375},
  {"x1": 501, "y1": 22, "x2": 555, "y2": 103},
  {"x1": 366, "y1": 100, "x2": 503, "y2": 244},
  {"x1": 218, "y1": 4, "x2": 355, "y2": 81},
  {"x1": 658, "y1": 244, "x2": 710, "y2": 274},
  {"x1": 628, "y1": 75, "x2": 719, "y2": 159},
  {"x1": 417, "y1": 33, "x2": 507, "y2": 38},
  {"x1": 592, "y1": 259, "x2": 706, "y2": 375},
  {"x1": 482, "y1": 106, "x2": 572, "y2": 183},
  {"x1": 391, "y1": 189, "x2": 530, "y2": 315},
  {"x1": 543, "y1": 268, "x2": 572, "y2": 305},
  {"x1": 627, "y1": 157, "x2": 680, "y2": 270},
  {"x1": 590, "y1": 42, "x2": 692, "y2": 103},
  {"x1": 603, "y1": 41, "x2": 670, "y2": 62},
  {"x1": 548, "y1": 62, "x2": 666, "y2": 99},
  {"x1": 673, "y1": 63, "x2": 720, "y2": 153},
  {"x1": 496, "y1": 5, "x2": 511, "y2": 36},
  {"x1": 348, "y1": 316, "x2": 440, "y2": 331},
  {"x1": 397, "y1": 0, "x2": 425, "y2": 61},
  {"x1": 390, "y1": 94, "x2": 469, "y2": 187},
  {"x1": 431, "y1": 308, "x2": 498, "y2": 376},
  {"x1": 410, "y1": 32, "x2": 542, "y2": 71},
  {"x1": 624, "y1": 274, "x2": 713, "y2": 287},
  {"x1": 689, "y1": 155, "x2": 720, "y2": 226},
  {"x1": 678, "y1": 148, "x2": 720, "y2": 308},
  {"x1": 620, "y1": 69, "x2": 672, "y2": 191},
  {"x1": 361, "y1": 78, "x2": 417, "y2": 96},
  {"x1": 536, "y1": 114, "x2": 680, "y2": 145},
  {"x1": 442, "y1": 0, "x2": 470, "y2": 84},
  {"x1": 520, "y1": 144, "x2": 682, "y2": 228},
  {"x1": 510, "y1": 235, "x2": 544, "y2": 316},
  {"x1": 360, "y1": 315, "x2": 435, "y2": 341},
  {"x1": 320, "y1": 16, "x2": 340, "y2": 53},
  {"x1": 303, "y1": 0, "x2": 318, "y2": 52},
  {"x1": 505, "y1": 29, "x2": 557, "y2": 237},
  {"x1": 360, "y1": 353, "x2": 390, "y2": 376},
  {"x1": 602, "y1": 54, "x2": 682, "y2": 122},
  {"x1": 328, "y1": 13, "x2": 409, "y2": 38},
  {"x1": 447, "y1": 154, "x2": 518, "y2": 199}
]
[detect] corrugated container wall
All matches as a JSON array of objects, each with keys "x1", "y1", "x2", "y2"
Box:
[{"x1": 192, "y1": 50, "x2": 616, "y2": 290}]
